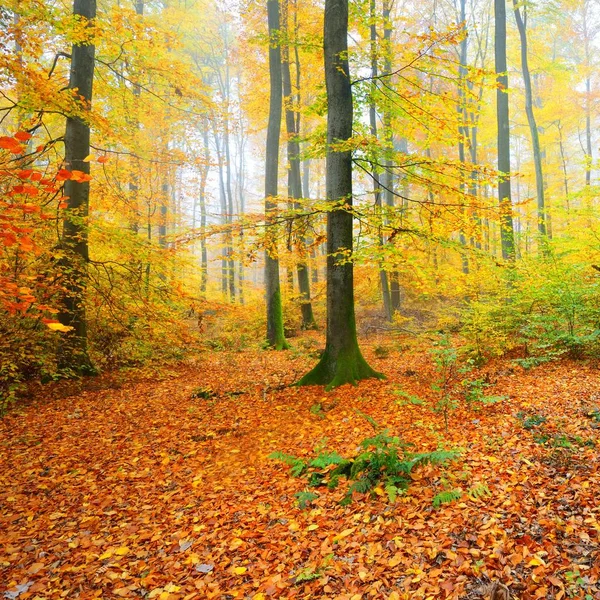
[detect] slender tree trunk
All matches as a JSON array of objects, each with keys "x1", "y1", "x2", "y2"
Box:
[
  {"x1": 382, "y1": 1, "x2": 401, "y2": 314},
  {"x1": 281, "y1": 0, "x2": 316, "y2": 329},
  {"x1": 265, "y1": 0, "x2": 288, "y2": 349},
  {"x1": 299, "y1": 0, "x2": 382, "y2": 389},
  {"x1": 456, "y1": 0, "x2": 470, "y2": 274},
  {"x1": 58, "y1": 0, "x2": 96, "y2": 375},
  {"x1": 199, "y1": 124, "x2": 210, "y2": 294},
  {"x1": 494, "y1": 0, "x2": 516, "y2": 260},
  {"x1": 213, "y1": 122, "x2": 229, "y2": 298},
  {"x1": 369, "y1": 0, "x2": 392, "y2": 320},
  {"x1": 513, "y1": 0, "x2": 546, "y2": 239}
]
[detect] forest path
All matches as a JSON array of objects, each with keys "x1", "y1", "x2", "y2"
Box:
[{"x1": 1, "y1": 345, "x2": 600, "y2": 600}]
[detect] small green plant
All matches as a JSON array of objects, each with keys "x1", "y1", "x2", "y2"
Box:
[
  {"x1": 467, "y1": 482, "x2": 492, "y2": 501},
  {"x1": 393, "y1": 388, "x2": 424, "y2": 405},
  {"x1": 310, "y1": 403, "x2": 325, "y2": 419},
  {"x1": 430, "y1": 335, "x2": 465, "y2": 430},
  {"x1": 517, "y1": 412, "x2": 547, "y2": 430},
  {"x1": 294, "y1": 491, "x2": 319, "y2": 509},
  {"x1": 512, "y1": 355, "x2": 555, "y2": 369},
  {"x1": 432, "y1": 489, "x2": 462, "y2": 507},
  {"x1": 293, "y1": 554, "x2": 333, "y2": 584},
  {"x1": 463, "y1": 379, "x2": 508, "y2": 408},
  {"x1": 373, "y1": 344, "x2": 390, "y2": 359},
  {"x1": 190, "y1": 386, "x2": 216, "y2": 400},
  {"x1": 587, "y1": 408, "x2": 600, "y2": 422},
  {"x1": 270, "y1": 413, "x2": 459, "y2": 506}
]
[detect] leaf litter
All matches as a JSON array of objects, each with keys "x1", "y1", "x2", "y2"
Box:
[{"x1": 1, "y1": 345, "x2": 599, "y2": 599}]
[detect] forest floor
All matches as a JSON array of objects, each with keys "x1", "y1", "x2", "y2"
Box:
[{"x1": 1, "y1": 337, "x2": 600, "y2": 600}]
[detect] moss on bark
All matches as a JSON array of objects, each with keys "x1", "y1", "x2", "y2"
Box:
[{"x1": 298, "y1": 344, "x2": 383, "y2": 390}]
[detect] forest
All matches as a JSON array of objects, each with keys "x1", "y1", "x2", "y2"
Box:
[{"x1": 1, "y1": 0, "x2": 600, "y2": 598}]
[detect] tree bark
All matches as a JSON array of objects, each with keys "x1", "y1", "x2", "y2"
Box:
[
  {"x1": 494, "y1": 0, "x2": 516, "y2": 261},
  {"x1": 298, "y1": 0, "x2": 382, "y2": 389},
  {"x1": 281, "y1": 0, "x2": 317, "y2": 329},
  {"x1": 265, "y1": 0, "x2": 288, "y2": 349},
  {"x1": 513, "y1": 0, "x2": 546, "y2": 238},
  {"x1": 58, "y1": 0, "x2": 97, "y2": 375}
]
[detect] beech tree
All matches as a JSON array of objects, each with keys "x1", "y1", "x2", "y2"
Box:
[
  {"x1": 265, "y1": 0, "x2": 288, "y2": 350},
  {"x1": 513, "y1": 0, "x2": 546, "y2": 239},
  {"x1": 299, "y1": 0, "x2": 382, "y2": 389},
  {"x1": 57, "y1": 0, "x2": 97, "y2": 375},
  {"x1": 494, "y1": 0, "x2": 516, "y2": 261}
]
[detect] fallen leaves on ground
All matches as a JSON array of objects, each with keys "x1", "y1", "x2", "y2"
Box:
[{"x1": 1, "y1": 343, "x2": 600, "y2": 599}]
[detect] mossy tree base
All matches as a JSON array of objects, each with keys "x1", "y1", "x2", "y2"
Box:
[{"x1": 298, "y1": 344, "x2": 384, "y2": 390}]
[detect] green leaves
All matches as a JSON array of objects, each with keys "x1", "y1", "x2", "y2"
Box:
[{"x1": 269, "y1": 415, "x2": 459, "y2": 507}]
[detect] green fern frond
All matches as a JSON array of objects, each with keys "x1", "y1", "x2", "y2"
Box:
[
  {"x1": 269, "y1": 451, "x2": 306, "y2": 477},
  {"x1": 432, "y1": 489, "x2": 462, "y2": 507},
  {"x1": 295, "y1": 491, "x2": 319, "y2": 509},
  {"x1": 355, "y1": 410, "x2": 381, "y2": 431},
  {"x1": 467, "y1": 482, "x2": 492, "y2": 501},
  {"x1": 310, "y1": 452, "x2": 346, "y2": 469}
]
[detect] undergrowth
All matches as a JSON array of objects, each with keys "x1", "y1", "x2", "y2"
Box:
[{"x1": 270, "y1": 412, "x2": 459, "y2": 507}]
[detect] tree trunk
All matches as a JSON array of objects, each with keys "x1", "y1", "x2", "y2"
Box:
[
  {"x1": 513, "y1": 0, "x2": 546, "y2": 238},
  {"x1": 383, "y1": 1, "x2": 401, "y2": 315},
  {"x1": 298, "y1": 0, "x2": 382, "y2": 389},
  {"x1": 456, "y1": 0, "x2": 470, "y2": 274},
  {"x1": 265, "y1": 0, "x2": 288, "y2": 350},
  {"x1": 494, "y1": 0, "x2": 516, "y2": 261},
  {"x1": 281, "y1": 0, "x2": 317, "y2": 329},
  {"x1": 369, "y1": 0, "x2": 392, "y2": 320},
  {"x1": 58, "y1": 0, "x2": 97, "y2": 375}
]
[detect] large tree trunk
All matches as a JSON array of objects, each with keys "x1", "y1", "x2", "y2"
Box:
[
  {"x1": 265, "y1": 0, "x2": 288, "y2": 349},
  {"x1": 281, "y1": 0, "x2": 317, "y2": 329},
  {"x1": 58, "y1": 0, "x2": 97, "y2": 375},
  {"x1": 513, "y1": 0, "x2": 546, "y2": 238},
  {"x1": 298, "y1": 0, "x2": 382, "y2": 389},
  {"x1": 494, "y1": 0, "x2": 516, "y2": 261}
]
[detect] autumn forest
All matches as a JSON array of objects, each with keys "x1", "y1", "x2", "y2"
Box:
[{"x1": 1, "y1": 0, "x2": 600, "y2": 598}]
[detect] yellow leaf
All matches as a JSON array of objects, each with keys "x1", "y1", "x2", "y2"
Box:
[
  {"x1": 159, "y1": 593, "x2": 170, "y2": 600},
  {"x1": 83, "y1": 155, "x2": 93, "y2": 162},
  {"x1": 388, "y1": 593, "x2": 400, "y2": 600},
  {"x1": 164, "y1": 584, "x2": 180, "y2": 593},
  {"x1": 98, "y1": 549, "x2": 114, "y2": 560},
  {"x1": 115, "y1": 546, "x2": 129, "y2": 556},
  {"x1": 46, "y1": 322, "x2": 74, "y2": 332},
  {"x1": 307, "y1": 524, "x2": 319, "y2": 531},
  {"x1": 253, "y1": 595, "x2": 266, "y2": 600},
  {"x1": 333, "y1": 527, "x2": 355, "y2": 542},
  {"x1": 288, "y1": 521, "x2": 299, "y2": 532},
  {"x1": 233, "y1": 566, "x2": 247, "y2": 575},
  {"x1": 373, "y1": 486, "x2": 385, "y2": 496},
  {"x1": 388, "y1": 553, "x2": 402, "y2": 568},
  {"x1": 528, "y1": 555, "x2": 547, "y2": 567}
]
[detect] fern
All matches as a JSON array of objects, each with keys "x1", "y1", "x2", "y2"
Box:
[
  {"x1": 269, "y1": 451, "x2": 307, "y2": 477},
  {"x1": 432, "y1": 489, "x2": 462, "y2": 507},
  {"x1": 467, "y1": 483, "x2": 492, "y2": 501},
  {"x1": 270, "y1": 419, "x2": 459, "y2": 506},
  {"x1": 295, "y1": 490, "x2": 319, "y2": 509},
  {"x1": 355, "y1": 410, "x2": 381, "y2": 431},
  {"x1": 310, "y1": 452, "x2": 346, "y2": 469}
]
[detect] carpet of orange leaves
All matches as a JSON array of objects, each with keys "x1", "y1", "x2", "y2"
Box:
[{"x1": 1, "y1": 342, "x2": 600, "y2": 600}]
